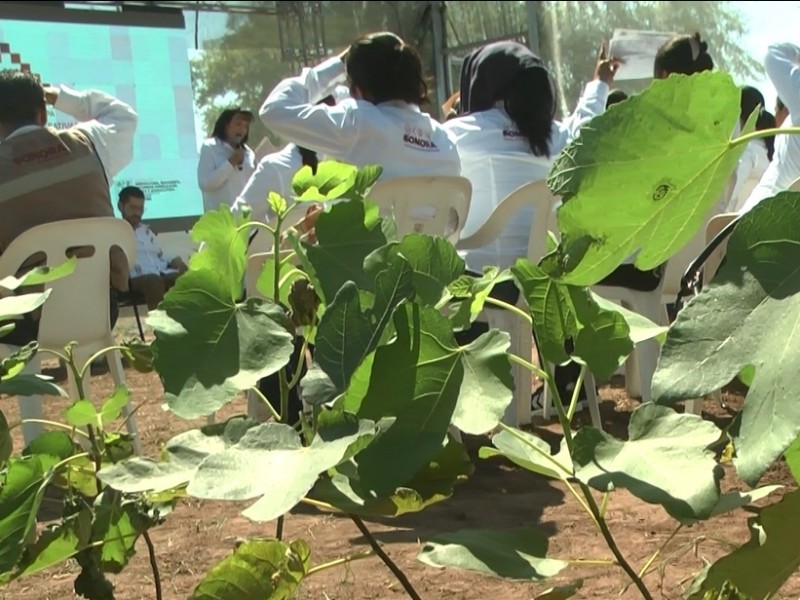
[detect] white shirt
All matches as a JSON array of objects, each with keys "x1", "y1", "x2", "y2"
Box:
[
  {"x1": 741, "y1": 43, "x2": 800, "y2": 213},
  {"x1": 728, "y1": 139, "x2": 770, "y2": 212},
  {"x1": 130, "y1": 223, "x2": 174, "y2": 277},
  {"x1": 445, "y1": 80, "x2": 609, "y2": 271},
  {"x1": 232, "y1": 143, "x2": 303, "y2": 223},
  {"x1": 259, "y1": 56, "x2": 461, "y2": 180},
  {"x1": 5, "y1": 85, "x2": 138, "y2": 182},
  {"x1": 197, "y1": 137, "x2": 256, "y2": 212}
]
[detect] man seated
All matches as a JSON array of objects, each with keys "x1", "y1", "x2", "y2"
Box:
[
  {"x1": 0, "y1": 70, "x2": 138, "y2": 346},
  {"x1": 118, "y1": 186, "x2": 187, "y2": 310}
]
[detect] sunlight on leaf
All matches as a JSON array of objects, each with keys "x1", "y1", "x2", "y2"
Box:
[
  {"x1": 784, "y1": 436, "x2": 800, "y2": 485},
  {"x1": 186, "y1": 416, "x2": 378, "y2": 523},
  {"x1": 448, "y1": 267, "x2": 514, "y2": 331},
  {"x1": 572, "y1": 404, "x2": 723, "y2": 521},
  {"x1": 0, "y1": 292, "x2": 50, "y2": 321},
  {"x1": 0, "y1": 258, "x2": 77, "y2": 291},
  {"x1": 292, "y1": 160, "x2": 357, "y2": 201},
  {"x1": 418, "y1": 528, "x2": 567, "y2": 581},
  {"x1": 13, "y1": 509, "x2": 91, "y2": 581},
  {"x1": 396, "y1": 234, "x2": 465, "y2": 306},
  {"x1": 547, "y1": 71, "x2": 743, "y2": 285},
  {"x1": 653, "y1": 192, "x2": 800, "y2": 485},
  {"x1": 188, "y1": 205, "x2": 249, "y2": 301},
  {"x1": 480, "y1": 428, "x2": 573, "y2": 482}
]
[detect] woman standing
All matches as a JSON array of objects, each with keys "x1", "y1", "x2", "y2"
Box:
[{"x1": 197, "y1": 107, "x2": 256, "y2": 212}]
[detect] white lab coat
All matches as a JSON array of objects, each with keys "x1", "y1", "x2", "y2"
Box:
[
  {"x1": 445, "y1": 80, "x2": 609, "y2": 271},
  {"x1": 728, "y1": 139, "x2": 770, "y2": 212},
  {"x1": 231, "y1": 143, "x2": 303, "y2": 223},
  {"x1": 741, "y1": 43, "x2": 800, "y2": 213},
  {"x1": 259, "y1": 56, "x2": 461, "y2": 180},
  {"x1": 6, "y1": 85, "x2": 138, "y2": 182},
  {"x1": 197, "y1": 136, "x2": 256, "y2": 212}
]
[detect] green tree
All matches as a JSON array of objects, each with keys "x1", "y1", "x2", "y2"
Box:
[{"x1": 444, "y1": 1, "x2": 759, "y2": 115}]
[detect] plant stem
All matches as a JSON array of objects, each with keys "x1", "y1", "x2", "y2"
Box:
[
  {"x1": 79, "y1": 346, "x2": 127, "y2": 380},
  {"x1": 275, "y1": 515, "x2": 285, "y2": 541},
  {"x1": 349, "y1": 515, "x2": 422, "y2": 600},
  {"x1": 567, "y1": 365, "x2": 587, "y2": 422},
  {"x1": 13, "y1": 419, "x2": 90, "y2": 438},
  {"x1": 546, "y1": 363, "x2": 653, "y2": 600},
  {"x1": 507, "y1": 352, "x2": 549, "y2": 380},
  {"x1": 582, "y1": 490, "x2": 653, "y2": 600},
  {"x1": 142, "y1": 531, "x2": 163, "y2": 600},
  {"x1": 306, "y1": 550, "x2": 375, "y2": 576},
  {"x1": 288, "y1": 333, "x2": 311, "y2": 389},
  {"x1": 300, "y1": 497, "x2": 340, "y2": 513},
  {"x1": 599, "y1": 491, "x2": 610, "y2": 519},
  {"x1": 249, "y1": 386, "x2": 282, "y2": 422},
  {"x1": 484, "y1": 297, "x2": 532, "y2": 325},
  {"x1": 730, "y1": 126, "x2": 800, "y2": 149}
]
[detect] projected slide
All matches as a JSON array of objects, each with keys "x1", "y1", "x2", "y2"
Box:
[{"x1": 0, "y1": 10, "x2": 202, "y2": 227}]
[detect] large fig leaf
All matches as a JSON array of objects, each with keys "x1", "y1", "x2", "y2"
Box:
[
  {"x1": 547, "y1": 71, "x2": 744, "y2": 285},
  {"x1": 149, "y1": 268, "x2": 294, "y2": 419},
  {"x1": 572, "y1": 404, "x2": 723, "y2": 521},
  {"x1": 653, "y1": 192, "x2": 800, "y2": 485},
  {"x1": 186, "y1": 415, "x2": 377, "y2": 522}
]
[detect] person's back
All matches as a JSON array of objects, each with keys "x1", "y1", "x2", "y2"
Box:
[
  {"x1": 260, "y1": 31, "x2": 460, "y2": 181},
  {"x1": 741, "y1": 42, "x2": 800, "y2": 212},
  {"x1": 0, "y1": 69, "x2": 137, "y2": 345},
  {"x1": 446, "y1": 40, "x2": 615, "y2": 271}
]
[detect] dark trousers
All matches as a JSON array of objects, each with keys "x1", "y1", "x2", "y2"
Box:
[
  {"x1": 257, "y1": 335, "x2": 308, "y2": 426},
  {"x1": 1, "y1": 289, "x2": 119, "y2": 347}
]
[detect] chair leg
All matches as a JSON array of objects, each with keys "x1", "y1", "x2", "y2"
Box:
[
  {"x1": 107, "y1": 348, "x2": 143, "y2": 456},
  {"x1": 132, "y1": 304, "x2": 145, "y2": 341},
  {"x1": 584, "y1": 372, "x2": 602, "y2": 429},
  {"x1": 18, "y1": 354, "x2": 44, "y2": 446}
]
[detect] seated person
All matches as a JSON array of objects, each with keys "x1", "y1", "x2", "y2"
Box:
[
  {"x1": 118, "y1": 186, "x2": 187, "y2": 310},
  {"x1": 0, "y1": 70, "x2": 138, "y2": 347}
]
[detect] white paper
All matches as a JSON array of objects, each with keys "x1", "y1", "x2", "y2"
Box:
[{"x1": 608, "y1": 29, "x2": 676, "y2": 81}]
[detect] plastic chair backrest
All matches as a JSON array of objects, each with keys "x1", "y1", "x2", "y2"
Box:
[
  {"x1": 368, "y1": 176, "x2": 472, "y2": 243},
  {"x1": 455, "y1": 179, "x2": 558, "y2": 263},
  {"x1": 660, "y1": 175, "x2": 735, "y2": 299},
  {"x1": 0, "y1": 217, "x2": 135, "y2": 348}
]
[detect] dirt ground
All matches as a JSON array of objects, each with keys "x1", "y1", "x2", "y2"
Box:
[{"x1": 1, "y1": 319, "x2": 798, "y2": 600}]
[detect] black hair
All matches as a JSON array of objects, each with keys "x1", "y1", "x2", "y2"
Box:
[
  {"x1": 344, "y1": 32, "x2": 428, "y2": 105},
  {"x1": 504, "y1": 67, "x2": 556, "y2": 157},
  {"x1": 654, "y1": 33, "x2": 714, "y2": 78},
  {"x1": 740, "y1": 86, "x2": 776, "y2": 160},
  {"x1": 606, "y1": 89, "x2": 629, "y2": 108},
  {"x1": 211, "y1": 107, "x2": 252, "y2": 145},
  {"x1": 118, "y1": 185, "x2": 145, "y2": 205},
  {"x1": 0, "y1": 69, "x2": 46, "y2": 128}
]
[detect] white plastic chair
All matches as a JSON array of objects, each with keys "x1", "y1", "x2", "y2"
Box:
[
  {"x1": 368, "y1": 176, "x2": 472, "y2": 242},
  {"x1": 0, "y1": 218, "x2": 141, "y2": 453},
  {"x1": 457, "y1": 180, "x2": 600, "y2": 428}
]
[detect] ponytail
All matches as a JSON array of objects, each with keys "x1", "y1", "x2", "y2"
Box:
[
  {"x1": 654, "y1": 32, "x2": 714, "y2": 77},
  {"x1": 503, "y1": 67, "x2": 556, "y2": 158},
  {"x1": 298, "y1": 146, "x2": 319, "y2": 175},
  {"x1": 756, "y1": 110, "x2": 776, "y2": 161}
]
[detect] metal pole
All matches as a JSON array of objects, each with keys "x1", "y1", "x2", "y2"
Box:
[
  {"x1": 430, "y1": 0, "x2": 447, "y2": 118},
  {"x1": 526, "y1": 0, "x2": 541, "y2": 54}
]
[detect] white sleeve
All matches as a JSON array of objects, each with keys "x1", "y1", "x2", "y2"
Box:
[
  {"x1": 730, "y1": 146, "x2": 757, "y2": 210},
  {"x1": 551, "y1": 80, "x2": 609, "y2": 151},
  {"x1": 765, "y1": 43, "x2": 800, "y2": 115},
  {"x1": 54, "y1": 85, "x2": 138, "y2": 181},
  {"x1": 197, "y1": 141, "x2": 235, "y2": 192},
  {"x1": 259, "y1": 56, "x2": 362, "y2": 158},
  {"x1": 237, "y1": 160, "x2": 287, "y2": 223}
]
